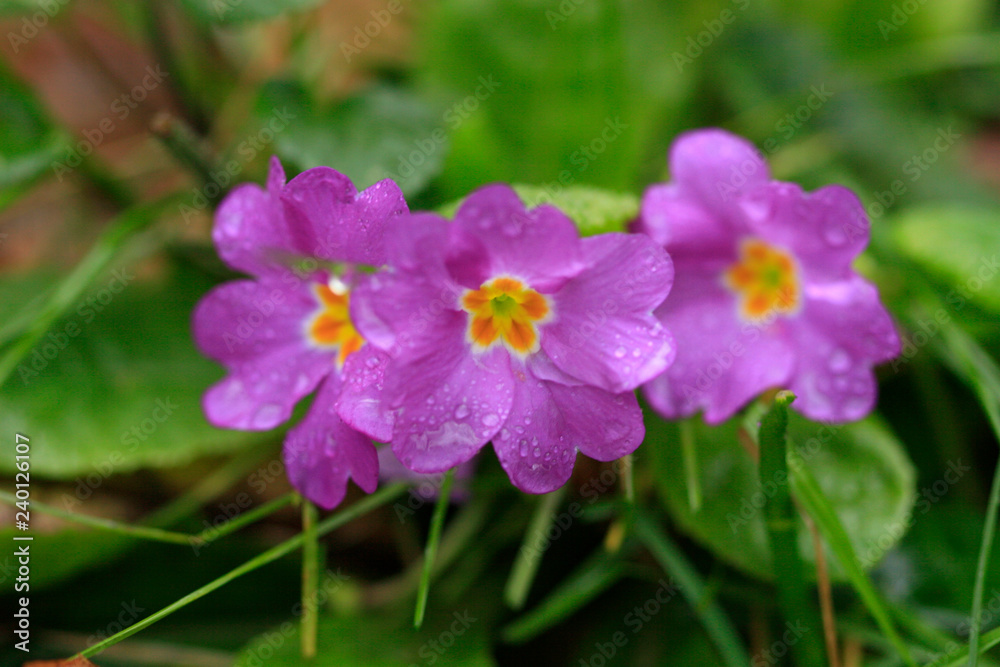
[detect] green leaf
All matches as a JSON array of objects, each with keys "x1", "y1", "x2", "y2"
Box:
[
  {"x1": 256, "y1": 81, "x2": 446, "y2": 198},
  {"x1": 648, "y1": 409, "x2": 916, "y2": 581},
  {"x1": 891, "y1": 205, "x2": 1000, "y2": 314},
  {"x1": 179, "y1": 0, "x2": 324, "y2": 25},
  {"x1": 512, "y1": 184, "x2": 639, "y2": 236},
  {"x1": 418, "y1": 0, "x2": 694, "y2": 200},
  {"x1": 0, "y1": 527, "x2": 133, "y2": 589},
  {"x1": 0, "y1": 265, "x2": 262, "y2": 478},
  {"x1": 234, "y1": 603, "x2": 496, "y2": 667},
  {"x1": 0, "y1": 63, "x2": 66, "y2": 203}
]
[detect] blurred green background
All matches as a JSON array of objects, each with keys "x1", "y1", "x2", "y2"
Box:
[{"x1": 1, "y1": 0, "x2": 1000, "y2": 665}]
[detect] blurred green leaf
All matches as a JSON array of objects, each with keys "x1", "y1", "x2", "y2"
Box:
[
  {"x1": 649, "y1": 410, "x2": 916, "y2": 581},
  {"x1": 0, "y1": 265, "x2": 261, "y2": 478},
  {"x1": 0, "y1": 527, "x2": 132, "y2": 589},
  {"x1": 418, "y1": 0, "x2": 693, "y2": 199},
  {"x1": 0, "y1": 64, "x2": 65, "y2": 204},
  {"x1": 892, "y1": 206, "x2": 1000, "y2": 314},
  {"x1": 513, "y1": 184, "x2": 638, "y2": 236},
  {"x1": 233, "y1": 604, "x2": 495, "y2": 667},
  {"x1": 179, "y1": 0, "x2": 324, "y2": 25},
  {"x1": 256, "y1": 81, "x2": 445, "y2": 198}
]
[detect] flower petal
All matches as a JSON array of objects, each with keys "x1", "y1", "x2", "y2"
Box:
[
  {"x1": 194, "y1": 278, "x2": 333, "y2": 430},
  {"x1": 451, "y1": 185, "x2": 586, "y2": 291},
  {"x1": 351, "y1": 214, "x2": 460, "y2": 353},
  {"x1": 337, "y1": 345, "x2": 394, "y2": 442},
  {"x1": 740, "y1": 183, "x2": 870, "y2": 283},
  {"x1": 213, "y1": 180, "x2": 296, "y2": 278},
  {"x1": 284, "y1": 376, "x2": 378, "y2": 510},
  {"x1": 668, "y1": 128, "x2": 770, "y2": 223},
  {"x1": 388, "y1": 335, "x2": 514, "y2": 474},
  {"x1": 281, "y1": 168, "x2": 407, "y2": 267},
  {"x1": 636, "y1": 183, "x2": 735, "y2": 259},
  {"x1": 641, "y1": 270, "x2": 795, "y2": 424},
  {"x1": 542, "y1": 233, "x2": 675, "y2": 393},
  {"x1": 786, "y1": 277, "x2": 900, "y2": 421},
  {"x1": 493, "y1": 374, "x2": 643, "y2": 494}
]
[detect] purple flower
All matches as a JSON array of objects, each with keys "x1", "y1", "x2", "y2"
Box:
[
  {"x1": 345, "y1": 185, "x2": 674, "y2": 493},
  {"x1": 193, "y1": 157, "x2": 407, "y2": 509},
  {"x1": 636, "y1": 129, "x2": 900, "y2": 424}
]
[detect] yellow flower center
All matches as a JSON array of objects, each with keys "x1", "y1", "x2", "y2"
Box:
[
  {"x1": 723, "y1": 238, "x2": 801, "y2": 322},
  {"x1": 308, "y1": 283, "x2": 364, "y2": 367},
  {"x1": 461, "y1": 276, "x2": 550, "y2": 355}
]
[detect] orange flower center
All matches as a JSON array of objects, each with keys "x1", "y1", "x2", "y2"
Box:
[
  {"x1": 461, "y1": 276, "x2": 550, "y2": 355},
  {"x1": 308, "y1": 283, "x2": 364, "y2": 367},
  {"x1": 723, "y1": 238, "x2": 801, "y2": 322}
]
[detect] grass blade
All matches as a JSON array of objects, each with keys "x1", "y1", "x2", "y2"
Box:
[
  {"x1": 789, "y1": 447, "x2": 916, "y2": 666},
  {"x1": 505, "y1": 486, "x2": 566, "y2": 609},
  {"x1": 633, "y1": 512, "x2": 750, "y2": 667},
  {"x1": 414, "y1": 469, "x2": 454, "y2": 628}
]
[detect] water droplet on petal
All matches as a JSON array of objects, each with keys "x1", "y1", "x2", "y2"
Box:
[
  {"x1": 481, "y1": 413, "x2": 500, "y2": 427},
  {"x1": 454, "y1": 404, "x2": 470, "y2": 419},
  {"x1": 614, "y1": 346, "x2": 627, "y2": 359},
  {"x1": 823, "y1": 225, "x2": 847, "y2": 247},
  {"x1": 828, "y1": 349, "x2": 850, "y2": 373}
]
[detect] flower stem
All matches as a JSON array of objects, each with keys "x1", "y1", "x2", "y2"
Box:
[
  {"x1": 680, "y1": 419, "x2": 702, "y2": 512},
  {"x1": 301, "y1": 499, "x2": 319, "y2": 660},
  {"x1": 414, "y1": 470, "x2": 454, "y2": 628},
  {"x1": 504, "y1": 486, "x2": 566, "y2": 609},
  {"x1": 74, "y1": 483, "x2": 407, "y2": 659},
  {"x1": 759, "y1": 391, "x2": 826, "y2": 667}
]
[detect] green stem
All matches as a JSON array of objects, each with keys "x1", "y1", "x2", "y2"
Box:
[
  {"x1": 193, "y1": 493, "x2": 295, "y2": 543},
  {"x1": 150, "y1": 113, "x2": 218, "y2": 194},
  {"x1": 504, "y1": 486, "x2": 566, "y2": 609},
  {"x1": 414, "y1": 470, "x2": 454, "y2": 628},
  {"x1": 633, "y1": 512, "x2": 750, "y2": 667},
  {"x1": 789, "y1": 448, "x2": 915, "y2": 667},
  {"x1": 759, "y1": 391, "x2": 825, "y2": 667},
  {"x1": 75, "y1": 483, "x2": 407, "y2": 660},
  {"x1": 0, "y1": 490, "x2": 192, "y2": 544},
  {"x1": 301, "y1": 499, "x2": 319, "y2": 660},
  {"x1": 0, "y1": 194, "x2": 185, "y2": 387},
  {"x1": 680, "y1": 419, "x2": 702, "y2": 512}
]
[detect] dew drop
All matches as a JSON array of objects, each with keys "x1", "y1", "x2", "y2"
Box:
[
  {"x1": 823, "y1": 225, "x2": 847, "y2": 247},
  {"x1": 481, "y1": 413, "x2": 500, "y2": 427},
  {"x1": 827, "y1": 348, "x2": 850, "y2": 373},
  {"x1": 614, "y1": 346, "x2": 627, "y2": 359},
  {"x1": 454, "y1": 404, "x2": 470, "y2": 419}
]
